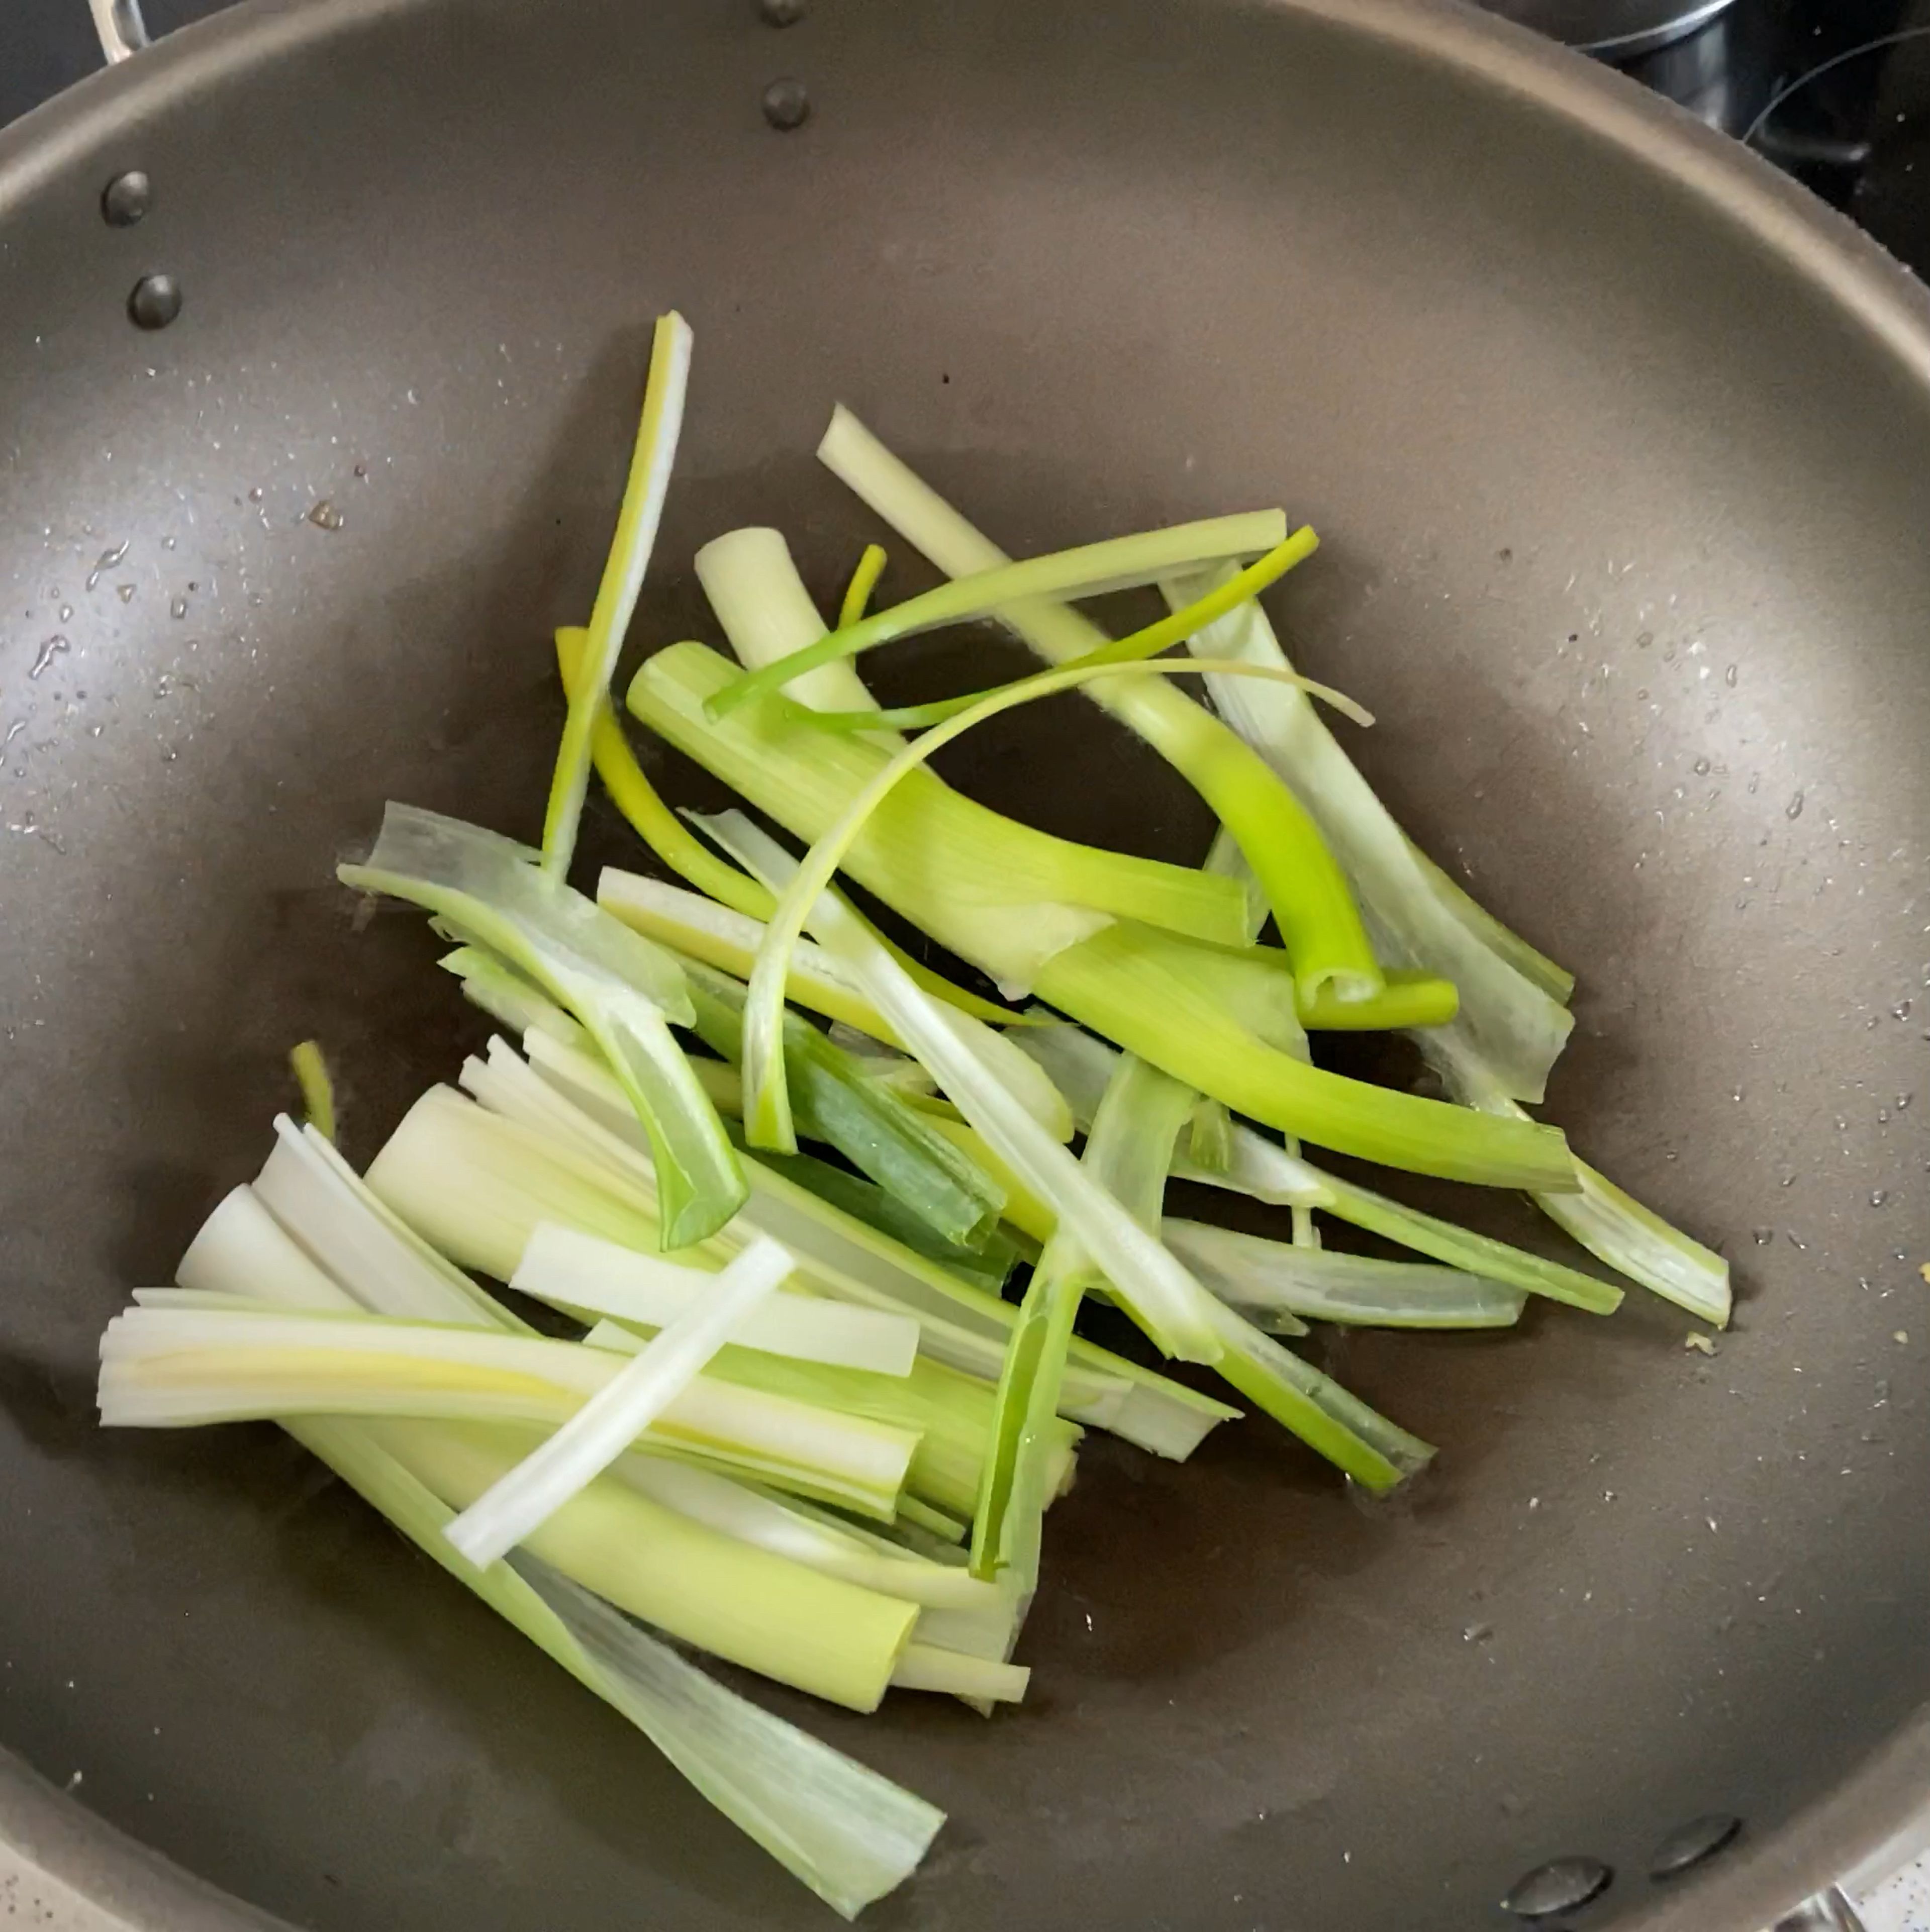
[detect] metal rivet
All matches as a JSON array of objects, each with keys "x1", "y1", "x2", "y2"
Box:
[
  {"x1": 758, "y1": 0, "x2": 805, "y2": 24},
  {"x1": 101, "y1": 170, "x2": 151, "y2": 226},
  {"x1": 1502, "y1": 1856, "x2": 1612, "y2": 1919},
  {"x1": 1648, "y1": 1813, "x2": 1742, "y2": 1880},
  {"x1": 761, "y1": 77, "x2": 810, "y2": 130},
  {"x1": 127, "y1": 273, "x2": 181, "y2": 330}
]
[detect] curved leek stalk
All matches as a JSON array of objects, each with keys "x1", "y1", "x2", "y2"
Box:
[
  {"x1": 816, "y1": 406, "x2": 1384, "y2": 1004},
  {"x1": 340, "y1": 803, "x2": 745, "y2": 1249},
  {"x1": 627, "y1": 643, "x2": 1250, "y2": 968},
  {"x1": 1164, "y1": 557, "x2": 1574, "y2": 1100},
  {"x1": 555, "y1": 626, "x2": 1031, "y2": 1029},
  {"x1": 542, "y1": 311, "x2": 692, "y2": 876},
  {"x1": 1034, "y1": 916, "x2": 1577, "y2": 1193},
  {"x1": 706, "y1": 508, "x2": 1288, "y2": 718}
]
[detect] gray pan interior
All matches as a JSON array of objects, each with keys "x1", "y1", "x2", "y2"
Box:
[{"x1": 2, "y1": 1, "x2": 1928, "y2": 1927}]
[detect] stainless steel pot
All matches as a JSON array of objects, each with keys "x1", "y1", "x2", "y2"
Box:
[{"x1": 1478, "y1": 0, "x2": 1739, "y2": 56}]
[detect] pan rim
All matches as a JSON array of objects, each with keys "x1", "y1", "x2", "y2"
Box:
[{"x1": 2, "y1": 1, "x2": 1928, "y2": 1927}]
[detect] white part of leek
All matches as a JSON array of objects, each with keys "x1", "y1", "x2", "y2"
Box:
[
  {"x1": 711, "y1": 816, "x2": 1228, "y2": 1366},
  {"x1": 176, "y1": 1184, "x2": 359, "y2": 1313},
  {"x1": 698, "y1": 526, "x2": 907, "y2": 734},
  {"x1": 342, "y1": 803, "x2": 746, "y2": 1252},
  {"x1": 255, "y1": 1115, "x2": 514, "y2": 1329},
  {"x1": 890, "y1": 1642, "x2": 1029, "y2": 1704},
  {"x1": 444, "y1": 1237, "x2": 794, "y2": 1566},
  {"x1": 514, "y1": 1222, "x2": 919, "y2": 1376},
  {"x1": 475, "y1": 1035, "x2": 1229, "y2": 1456},
  {"x1": 590, "y1": 1428, "x2": 998, "y2": 1612}
]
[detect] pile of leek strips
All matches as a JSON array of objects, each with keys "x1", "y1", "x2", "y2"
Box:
[{"x1": 96, "y1": 315, "x2": 1729, "y2": 1919}]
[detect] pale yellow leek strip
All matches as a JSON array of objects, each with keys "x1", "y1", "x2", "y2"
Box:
[
  {"x1": 838, "y1": 543, "x2": 890, "y2": 629},
  {"x1": 541, "y1": 312, "x2": 693, "y2": 877},
  {"x1": 288, "y1": 1040, "x2": 336, "y2": 1143}
]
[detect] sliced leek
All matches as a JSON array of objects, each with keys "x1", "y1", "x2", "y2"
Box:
[
  {"x1": 541, "y1": 310, "x2": 692, "y2": 876},
  {"x1": 340, "y1": 802, "x2": 744, "y2": 1248},
  {"x1": 816, "y1": 405, "x2": 1383, "y2": 1003},
  {"x1": 707, "y1": 508, "x2": 1289, "y2": 717}
]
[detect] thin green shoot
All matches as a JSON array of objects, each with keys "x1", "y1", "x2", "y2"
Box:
[
  {"x1": 840, "y1": 543, "x2": 889, "y2": 629},
  {"x1": 541, "y1": 311, "x2": 692, "y2": 876},
  {"x1": 705, "y1": 509, "x2": 1288, "y2": 719},
  {"x1": 788, "y1": 529, "x2": 1330, "y2": 732}
]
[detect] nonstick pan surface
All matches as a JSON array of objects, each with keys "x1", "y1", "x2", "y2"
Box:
[{"x1": 3, "y1": 2, "x2": 1929, "y2": 1926}]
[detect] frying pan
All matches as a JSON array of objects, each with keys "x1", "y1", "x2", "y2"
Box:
[{"x1": 3, "y1": 1, "x2": 1928, "y2": 1927}]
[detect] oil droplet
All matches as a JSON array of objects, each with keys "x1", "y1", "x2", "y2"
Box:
[
  {"x1": 1693, "y1": 756, "x2": 1711, "y2": 775},
  {"x1": 1462, "y1": 1622, "x2": 1492, "y2": 1644},
  {"x1": 161, "y1": 535, "x2": 176, "y2": 550},
  {"x1": 95, "y1": 541, "x2": 129, "y2": 571},
  {"x1": 116, "y1": 583, "x2": 135, "y2": 604},
  {"x1": 1871, "y1": 1190, "x2": 1889, "y2": 1208},
  {"x1": 2, "y1": 721, "x2": 24, "y2": 748},
  {"x1": 169, "y1": 597, "x2": 187, "y2": 620},
  {"x1": 57, "y1": 605, "x2": 72, "y2": 622},
  {"x1": 1753, "y1": 1227, "x2": 1774, "y2": 1244},
  {"x1": 307, "y1": 500, "x2": 344, "y2": 531},
  {"x1": 29, "y1": 635, "x2": 68, "y2": 679},
  {"x1": 1786, "y1": 790, "x2": 1805, "y2": 820},
  {"x1": 247, "y1": 486, "x2": 263, "y2": 503},
  {"x1": 1787, "y1": 1230, "x2": 1807, "y2": 1250},
  {"x1": 1899, "y1": 1093, "x2": 1913, "y2": 1110},
  {"x1": 1896, "y1": 1000, "x2": 1914, "y2": 1020},
  {"x1": 1724, "y1": 663, "x2": 1739, "y2": 687}
]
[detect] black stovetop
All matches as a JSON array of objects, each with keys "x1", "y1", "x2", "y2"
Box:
[{"x1": 7, "y1": 0, "x2": 1930, "y2": 273}]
